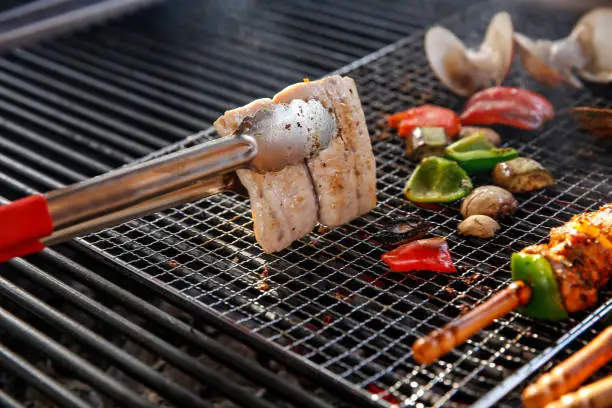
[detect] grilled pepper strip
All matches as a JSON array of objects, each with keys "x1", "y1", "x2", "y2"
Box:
[
  {"x1": 465, "y1": 87, "x2": 554, "y2": 120},
  {"x1": 404, "y1": 157, "x2": 472, "y2": 203},
  {"x1": 382, "y1": 237, "x2": 456, "y2": 273},
  {"x1": 460, "y1": 87, "x2": 554, "y2": 130},
  {"x1": 445, "y1": 133, "x2": 518, "y2": 173},
  {"x1": 388, "y1": 105, "x2": 461, "y2": 138},
  {"x1": 511, "y1": 252, "x2": 568, "y2": 321}
]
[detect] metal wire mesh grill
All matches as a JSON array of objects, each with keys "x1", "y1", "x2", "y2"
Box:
[{"x1": 80, "y1": 3, "x2": 612, "y2": 407}]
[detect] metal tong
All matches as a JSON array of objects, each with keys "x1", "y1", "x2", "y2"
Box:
[{"x1": 0, "y1": 99, "x2": 337, "y2": 262}]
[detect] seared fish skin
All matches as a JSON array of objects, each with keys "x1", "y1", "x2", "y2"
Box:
[{"x1": 214, "y1": 76, "x2": 377, "y2": 253}]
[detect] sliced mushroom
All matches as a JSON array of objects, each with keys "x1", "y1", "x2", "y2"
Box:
[
  {"x1": 492, "y1": 157, "x2": 555, "y2": 193},
  {"x1": 425, "y1": 12, "x2": 514, "y2": 96},
  {"x1": 458, "y1": 215, "x2": 500, "y2": 238},
  {"x1": 460, "y1": 185, "x2": 518, "y2": 219},
  {"x1": 514, "y1": 7, "x2": 612, "y2": 87}
]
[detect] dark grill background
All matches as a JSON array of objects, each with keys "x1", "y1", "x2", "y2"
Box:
[{"x1": 0, "y1": 0, "x2": 610, "y2": 407}]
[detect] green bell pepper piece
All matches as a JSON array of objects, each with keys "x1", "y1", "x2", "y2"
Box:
[
  {"x1": 403, "y1": 157, "x2": 473, "y2": 203},
  {"x1": 511, "y1": 252, "x2": 569, "y2": 321},
  {"x1": 445, "y1": 133, "x2": 518, "y2": 174}
]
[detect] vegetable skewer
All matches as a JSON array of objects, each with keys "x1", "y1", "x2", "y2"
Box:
[
  {"x1": 522, "y1": 326, "x2": 612, "y2": 408},
  {"x1": 412, "y1": 204, "x2": 611, "y2": 365}
]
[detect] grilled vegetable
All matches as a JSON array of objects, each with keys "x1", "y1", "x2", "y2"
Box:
[
  {"x1": 412, "y1": 204, "x2": 612, "y2": 364},
  {"x1": 459, "y1": 126, "x2": 501, "y2": 145},
  {"x1": 388, "y1": 105, "x2": 461, "y2": 138},
  {"x1": 458, "y1": 215, "x2": 500, "y2": 238},
  {"x1": 404, "y1": 157, "x2": 472, "y2": 203},
  {"x1": 445, "y1": 133, "x2": 518, "y2": 173},
  {"x1": 492, "y1": 157, "x2": 555, "y2": 193},
  {"x1": 464, "y1": 87, "x2": 554, "y2": 120},
  {"x1": 404, "y1": 127, "x2": 448, "y2": 160},
  {"x1": 373, "y1": 216, "x2": 432, "y2": 247},
  {"x1": 460, "y1": 87, "x2": 554, "y2": 130},
  {"x1": 460, "y1": 186, "x2": 518, "y2": 219},
  {"x1": 511, "y1": 252, "x2": 568, "y2": 320},
  {"x1": 381, "y1": 237, "x2": 456, "y2": 273}
]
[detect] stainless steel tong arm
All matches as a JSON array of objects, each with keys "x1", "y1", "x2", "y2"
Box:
[{"x1": 46, "y1": 133, "x2": 257, "y2": 230}]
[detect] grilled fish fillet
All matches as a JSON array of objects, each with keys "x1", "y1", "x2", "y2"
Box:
[
  {"x1": 214, "y1": 76, "x2": 377, "y2": 253},
  {"x1": 274, "y1": 76, "x2": 377, "y2": 225},
  {"x1": 522, "y1": 204, "x2": 612, "y2": 313},
  {"x1": 214, "y1": 98, "x2": 319, "y2": 253}
]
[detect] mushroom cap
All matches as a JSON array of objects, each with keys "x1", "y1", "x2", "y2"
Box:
[
  {"x1": 425, "y1": 12, "x2": 514, "y2": 97},
  {"x1": 573, "y1": 7, "x2": 612, "y2": 83}
]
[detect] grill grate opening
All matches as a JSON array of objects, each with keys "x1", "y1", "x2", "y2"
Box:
[{"x1": 79, "y1": 2, "x2": 612, "y2": 407}]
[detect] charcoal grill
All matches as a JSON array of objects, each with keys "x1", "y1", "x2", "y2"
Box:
[{"x1": 0, "y1": 0, "x2": 611, "y2": 407}]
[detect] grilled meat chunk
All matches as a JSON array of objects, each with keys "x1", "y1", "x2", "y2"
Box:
[
  {"x1": 522, "y1": 204, "x2": 612, "y2": 313},
  {"x1": 214, "y1": 76, "x2": 377, "y2": 253},
  {"x1": 273, "y1": 76, "x2": 377, "y2": 225},
  {"x1": 214, "y1": 98, "x2": 319, "y2": 253}
]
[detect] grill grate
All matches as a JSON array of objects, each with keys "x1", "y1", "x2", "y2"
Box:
[
  {"x1": 1, "y1": 0, "x2": 473, "y2": 406},
  {"x1": 79, "y1": 2, "x2": 612, "y2": 407}
]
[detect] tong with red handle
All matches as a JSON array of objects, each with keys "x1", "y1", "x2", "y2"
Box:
[
  {"x1": 0, "y1": 194, "x2": 53, "y2": 262},
  {"x1": 0, "y1": 134, "x2": 255, "y2": 262}
]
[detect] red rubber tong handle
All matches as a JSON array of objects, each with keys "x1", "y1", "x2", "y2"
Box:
[{"x1": 0, "y1": 194, "x2": 54, "y2": 262}]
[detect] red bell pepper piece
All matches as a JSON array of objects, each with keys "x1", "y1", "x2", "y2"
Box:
[
  {"x1": 460, "y1": 100, "x2": 546, "y2": 130},
  {"x1": 464, "y1": 86, "x2": 554, "y2": 120},
  {"x1": 381, "y1": 237, "x2": 456, "y2": 273},
  {"x1": 460, "y1": 87, "x2": 554, "y2": 130},
  {"x1": 387, "y1": 105, "x2": 461, "y2": 138}
]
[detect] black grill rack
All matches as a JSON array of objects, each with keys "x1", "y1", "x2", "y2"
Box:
[
  {"x1": 0, "y1": 0, "x2": 610, "y2": 407},
  {"x1": 75, "y1": 2, "x2": 612, "y2": 408},
  {"x1": 0, "y1": 1, "x2": 478, "y2": 407}
]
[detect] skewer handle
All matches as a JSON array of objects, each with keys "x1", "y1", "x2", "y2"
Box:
[
  {"x1": 412, "y1": 281, "x2": 531, "y2": 364},
  {"x1": 523, "y1": 327, "x2": 612, "y2": 408},
  {"x1": 544, "y1": 375, "x2": 612, "y2": 408}
]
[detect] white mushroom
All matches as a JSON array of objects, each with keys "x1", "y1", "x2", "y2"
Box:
[
  {"x1": 425, "y1": 12, "x2": 514, "y2": 96},
  {"x1": 514, "y1": 7, "x2": 612, "y2": 87},
  {"x1": 458, "y1": 215, "x2": 500, "y2": 238}
]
